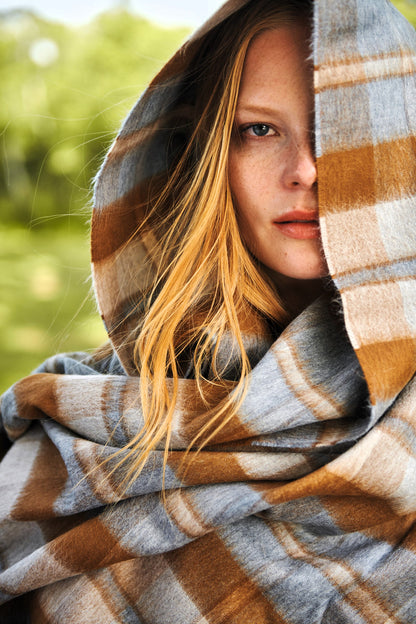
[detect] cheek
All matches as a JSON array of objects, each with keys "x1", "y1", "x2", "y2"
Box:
[
  {"x1": 228, "y1": 146, "x2": 281, "y2": 209},
  {"x1": 228, "y1": 149, "x2": 246, "y2": 202},
  {"x1": 229, "y1": 158, "x2": 270, "y2": 251},
  {"x1": 228, "y1": 163, "x2": 255, "y2": 238},
  {"x1": 229, "y1": 151, "x2": 262, "y2": 213}
]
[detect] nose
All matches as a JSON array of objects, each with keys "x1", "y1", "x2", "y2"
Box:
[{"x1": 283, "y1": 139, "x2": 317, "y2": 190}]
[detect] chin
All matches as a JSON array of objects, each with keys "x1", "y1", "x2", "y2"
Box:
[
  {"x1": 274, "y1": 259, "x2": 329, "y2": 282},
  {"x1": 283, "y1": 253, "x2": 329, "y2": 281},
  {"x1": 292, "y1": 267, "x2": 328, "y2": 281}
]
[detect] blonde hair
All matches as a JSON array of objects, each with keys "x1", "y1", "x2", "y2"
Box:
[{"x1": 108, "y1": 0, "x2": 312, "y2": 488}]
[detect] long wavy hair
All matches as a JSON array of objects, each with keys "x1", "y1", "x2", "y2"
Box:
[{"x1": 107, "y1": 0, "x2": 313, "y2": 487}]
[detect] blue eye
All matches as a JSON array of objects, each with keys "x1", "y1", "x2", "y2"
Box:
[
  {"x1": 250, "y1": 124, "x2": 271, "y2": 136},
  {"x1": 241, "y1": 123, "x2": 277, "y2": 138}
]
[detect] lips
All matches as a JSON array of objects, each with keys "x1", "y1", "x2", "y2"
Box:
[{"x1": 274, "y1": 210, "x2": 320, "y2": 240}]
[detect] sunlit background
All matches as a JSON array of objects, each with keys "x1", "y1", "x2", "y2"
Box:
[
  {"x1": 2, "y1": 0, "x2": 226, "y2": 26},
  {"x1": 1, "y1": 0, "x2": 415, "y2": 392}
]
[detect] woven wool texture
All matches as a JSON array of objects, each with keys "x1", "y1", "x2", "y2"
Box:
[{"x1": 1, "y1": 0, "x2": 416, "y2": 622}]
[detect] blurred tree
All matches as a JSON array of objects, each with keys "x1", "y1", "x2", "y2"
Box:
[
  {"x1": 0, "y1": 8, "x2": 189, "y2": 391},
  {"x1": 393, "y1": 0, "x2": 416, "y2": 21},
  {"x1": 0, "y1": 9, "x2": 189, "y2": 228}
]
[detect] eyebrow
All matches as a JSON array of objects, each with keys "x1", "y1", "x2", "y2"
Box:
[{"x1": 234, "y1": 104, "x2": 282, "y2": 117}]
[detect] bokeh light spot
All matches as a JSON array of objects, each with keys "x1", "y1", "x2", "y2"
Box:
[{"x1": 29, "y1": 37, "x2": 59, "y2": 66}]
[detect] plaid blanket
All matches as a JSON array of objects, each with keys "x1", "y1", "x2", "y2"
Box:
[{"x1": 1, "y1": 0, "x2": 416, "y2": 622}]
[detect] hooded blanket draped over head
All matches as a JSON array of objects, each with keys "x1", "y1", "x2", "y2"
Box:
[{"x1": 1, "y1": 0, "x2": 416, "y2": 622}]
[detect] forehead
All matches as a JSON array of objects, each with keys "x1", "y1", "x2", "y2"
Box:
[{"x1": 238, "y1": 24, "x2": 312, "y2": 101}]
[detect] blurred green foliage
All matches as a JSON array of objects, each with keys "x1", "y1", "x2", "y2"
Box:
[
  {"x1": 1, "y1": 8, "x2": 189, "y2": 227},
  {"x1": 0, "y1": 2, "x2": 415, "y2": 391},
  {"x1": 393, "y1": 0, "x2": 416, "y2": 22},
  {"x1": 0, "y1": 225, "x2": 106, "y2": 391},
  {"x1": 0, "y1": 7, "x2": 189, "y2": 391}
]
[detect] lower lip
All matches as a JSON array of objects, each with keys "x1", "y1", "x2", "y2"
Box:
[{"x1": 274, "y1": 221, "x2": 320, "y2": 240}]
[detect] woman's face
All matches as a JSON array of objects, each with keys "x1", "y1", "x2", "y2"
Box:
[{"x1": 229, "y1": 24, "x2": 328, "y2": 284}]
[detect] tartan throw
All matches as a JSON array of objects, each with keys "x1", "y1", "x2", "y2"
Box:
[{"x1": 1, "y1": 0, "x2": 416, "y2": 621}]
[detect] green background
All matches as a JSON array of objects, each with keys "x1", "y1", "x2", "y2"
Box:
[
  {"x1": 0, "y1": 8, "x2": 189, "y2": 392},
  {"x1": 1, "y1": 2, "x2": 415, "y2": 392}
]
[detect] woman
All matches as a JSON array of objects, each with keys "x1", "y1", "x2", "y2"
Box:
[{"x1": 1, "y1": 0, "x2": 416, "y2": 622}]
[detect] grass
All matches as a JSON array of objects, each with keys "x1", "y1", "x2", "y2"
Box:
[{"x1": 0, "y1": 225, "x2": 107, "y2": 393}]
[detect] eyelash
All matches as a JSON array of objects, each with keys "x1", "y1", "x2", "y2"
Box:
[{"x1": 240, "y1": 123, "x2": 279, "y2": 138}]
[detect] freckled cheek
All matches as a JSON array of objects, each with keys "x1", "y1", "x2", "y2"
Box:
[
  {"x1": 233, "y1": 201, "x2": 267, "y2": 256},
  {"x1": 229, "y1": 156, "x2": 270, "y2": 208},
  {"x1": 227, "y1": 176, "x2": 257, "y2": 245},
  {"x1": 228, "y1": 152, "x2": 247, "y2": 198}
]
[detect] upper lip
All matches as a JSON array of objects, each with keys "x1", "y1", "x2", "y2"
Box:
[{"x1": 274, "y1": 210, "x2": 319, "y2": 223}]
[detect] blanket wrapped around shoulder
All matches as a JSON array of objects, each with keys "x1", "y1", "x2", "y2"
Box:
[
  {"x1": 1, "y1": 299, "x2": 415, "y2": 623},
  {"x1": 1, "y1": 0, "x2": 416, "y2": 622}
]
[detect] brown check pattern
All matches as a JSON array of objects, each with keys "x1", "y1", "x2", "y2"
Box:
[{"x1": 1, "y1": 0, "x2": 416, "y2": 622}]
